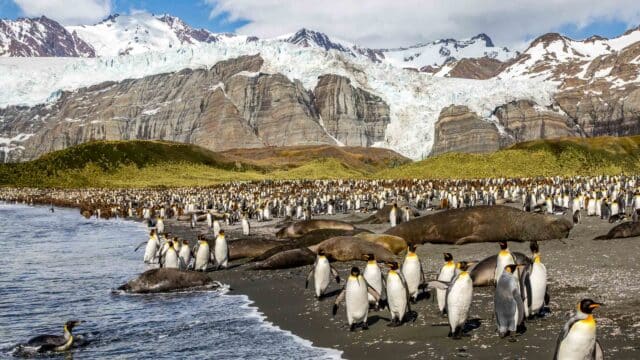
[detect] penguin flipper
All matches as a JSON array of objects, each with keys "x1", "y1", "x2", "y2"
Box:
[
  {"x1": 330, "y1": 266, "x2": 340, "y2": 283},
  {"x1": 594, "y1": 339, "x2": 604, "y2": 360},
  {"x1": 332, "y1": 288, "x2": 346, "y2": 316},
  {"x1": 553, "y1": 317, "x2": 579, "y2": 360},
  {"x1": 134, "y1": 241, "x2": 147, "y2": 252},
  {"x1": 305, "y1": 267, "x2": 314, "y2": 289},
  {"x1": 425, "y1": 280, "x2": 449, "y2": 291}
]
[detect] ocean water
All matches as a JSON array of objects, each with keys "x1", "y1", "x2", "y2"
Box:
[{"x1": 0, "y1": 203, "x2": 341, "y2": 359}]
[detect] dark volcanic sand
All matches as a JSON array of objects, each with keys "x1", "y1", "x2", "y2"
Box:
[{"x1": 166, "y1": 210, "x2": 640, "y2": 359}]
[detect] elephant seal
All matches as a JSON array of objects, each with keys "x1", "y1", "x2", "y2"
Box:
[
  {"x1": 228, "y1": 238, "x2": 283, "y2": 260},
  {"x1": 470, "y1": 252, "x2": 531, "y2": 287},
  {"x1": 594, "y1": 221, "x2": 640, "y2": 240},
  {"x1": 310, "y1": 236, "x2": 396, "y2": 262},
  {"x1": 385, "y1": 205, "x2": 572, "y2": 245},
  {"x1": 355, "y1": 204, "x2": 420, "y2": 224},
  {"x1": 354, "y1": 233, "x2": 407, "y2": 254},
  {"x1": 117, "y1": 268, "x2": 221, "y2": 294},
  {"x1": 249, "y1": 247, "x2": 316, "y2": 270},
  {"x1": 252, "y1": 228, "x2": 369, "y2": 262},
  {"x1": 276, "y1": 220, "x2": 355, "y2": 239}
]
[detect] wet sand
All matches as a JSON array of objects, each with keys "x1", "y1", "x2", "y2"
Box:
[{"x1": 166, "y1": 210, "x2": 640, "y2": 359}]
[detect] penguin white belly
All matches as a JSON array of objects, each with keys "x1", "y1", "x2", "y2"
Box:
[
  {"x1": 156, "y1": 220, "x2": 164, "y2": 234},
  {"x1": 447, "y1": 275, "x2": 473, "y2": 330},
  {"x1": 386, "y1": 274, "x2": 407, "y2": 320},
  {"x1": 195, "y1": 244, "x2": 210, "y2": 271},
  {"x1": 213, "y1": 221, "x2": 220, "y2": 236},
  {"x1": 143, "y1": 239, "x2": 158, "y2": 263},
  {"x1": 437, "y1": 265, "x2": 456, "y2": 313},
  {"x1": 530, "y1": 263, "x2": 547, "y2": 314},
  {"x1": 242, "y1": 219, "x2": 250, "y2": 236},
  {"x1": 313, "y1": 259, "x2": 331, "y2": 297},
  {"x1": 389, "y1": 209, "x2": 397, "y2": 227},
  {"x1": 164, "y1": 250, "x2": 179, "y2": 269},
  {"x1": 557, "y1": 322, "x2": 596, "y2": 360},
  {"x1": 215, "y1": 238, "x2": 228, "y2": 268},
  {"x1": 346, "y1": 278, "x2": 369, "y2": 324},
  {"x1": 402, "y1": 258, "x2": 421, "y2": 298},
  {"x1": 495, "y1": 253, "x2": 515, "y2": 282},
  {"x1": 587, "y1": 201, "x2": 596, "y2": 216},
  {"x1": 363, "y1": 265, "x2": 382, "y2": 304}
]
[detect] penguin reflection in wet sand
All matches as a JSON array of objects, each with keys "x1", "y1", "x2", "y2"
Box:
[
  {"x1": 402, "y1": 244, "x2": 425, "y2": 302},
  {"x1": 436, "y1": 253, "x2": 457, "y2": 316},
  {"x1": 18, "y1": 320, "x2": 83, "y2": 353},
  {"x1": 554, "y1": 299, "x2": 604, "y2": 360},
  {"x1": 385, "y1": 261, "x2": 412, "y2": 327},
  {"x1": 495, "y1": 264, "x2": 526, "y2": 338},
  {"x1": 305, "y1": 250, "x2": 340, "y2": 299},
  {"x1": 333, "y1": 267, "x2": 381, "y2": 331}
]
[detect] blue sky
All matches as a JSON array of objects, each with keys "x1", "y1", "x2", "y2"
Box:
[{"x1": 0, "y1": 0, "x2": 638, "y2": 49}]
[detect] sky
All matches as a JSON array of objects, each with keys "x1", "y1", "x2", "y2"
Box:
[{"x1": 0, "y1": 0, "x2": 638, "y2": 50}]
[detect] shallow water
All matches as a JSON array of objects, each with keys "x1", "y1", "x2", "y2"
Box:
[{"x1": 0, "y1": 203, "x2": 341, "y2": 359}]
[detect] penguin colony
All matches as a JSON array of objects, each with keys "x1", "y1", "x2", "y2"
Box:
[{"x1": 4, "y1": 175, "x2": 634, "y2": 358}]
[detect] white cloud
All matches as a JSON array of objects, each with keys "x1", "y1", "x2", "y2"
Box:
[
  {"x1": 207, "y1": 0, "x2": 640, "y2": 49},
  {"x1": 13, "y1": 0, "x2": 111, "y2": 25}
]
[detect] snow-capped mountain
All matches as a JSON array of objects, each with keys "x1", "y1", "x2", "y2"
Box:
[
  {"x1": 281, "y1": 28, "x2": 354, "y2": 54},
  {"x1": 67, "y1": 13, "x2": 222, "y2": 57},
  {"x1": 0, "y1": 16, "x2": 94, "y2": 57}
]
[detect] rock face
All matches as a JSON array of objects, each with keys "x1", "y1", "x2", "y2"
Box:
[
  {"x1": 430, "y1": 105, "x2": 501, "y2": 156},
  {"x1": 445, "y1": 57, "x2": 507, "y2": 80},
  {"x1": 0, "y1": 55, "x2": 391, "y2": 162},
  {"x1": 0, "y1": 16, "x2": 95, "y2": 57},
  {"x1": 313, "y1": 75, "x2": 390, "y2": 146}
]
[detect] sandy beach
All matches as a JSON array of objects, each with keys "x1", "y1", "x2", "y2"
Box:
[{"x1": 164, "y1": 208, "x2": 640, "y2": 359}]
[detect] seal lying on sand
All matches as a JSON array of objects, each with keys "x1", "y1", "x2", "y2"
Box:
[
  {"x1": 469, "y1": 252, "x2": 531, "y2": 287},
  {"x1": 385, "y1": 205, "x2": 572, "y2": 245},
  {"x1": 354, "y1": 233, "x2": 407, "y2": 254},
  {"x1": 117, "y1": 268, "x2": 220, "y2": 293},
  {"x1": 355, "y1": 204, "x2": 420, "y2": 224},
  {"x1": 594, "y1": 221, "x2": 640, "y2": 240},
  {"x1": 310, "y1": 236, "x2": 396, "y2": 262},
  {"x1": 249, "y1": 248, "x2": 316, "y2": 270},
  {"x1": 228, "y1": 238, "x2": 283, "y2": 260},
  {"x1": 276, "y1": 220, "x2": 355, "y2": 239}
]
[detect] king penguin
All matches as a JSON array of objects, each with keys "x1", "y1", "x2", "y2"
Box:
[
  {"x1": 389, "y1": 203, "x2": 398, "y2": 227},
  {"x1": 161, "y1": 241, "x2": 180, "y2": 269},
  {"x1": 385, "y1": 261, "x2": 412, "y2": 327},
  {"x1": 524, "y1": 241, "x2": 549, "y2": 318},
  {"x1": 495, "y1": 264, "x2": 526, "y2": 338},
  {"x1": 214, "y1": 229, "x2": 228, "y2": 269},
  {"x1": 305, "y1": 250, "x2": 340, "y2": 298},
  {"x1": 402, "y1": 244, "x2": 425, "y2": 302},
  {"x1": 241, "y1": 212, "x2": 250, "y2": 236},
  {"x1": 436, "y1": 253, "x2": 457, "y2": 316},
  {"x1": 495, "y1": 240, "x2": 517, "y2": 285},
  {"x1": 333, "y1": 267, "x2": 380, "y2": 331},
  {"x1": 429, "y1": 261, "x2": 474, "y2": 339},
  {"x1": 193, "y1": 235, "x2": 213, "y2": 271},
  {"x1": 178, "y1": 239, "x2": 192, "y2": 270},
  {"x1": 553, "y1": 299, "x2": 604, "y2": 360},
  {"x1": 363, "y1": 253, "x2": 385, "y2": 308}
]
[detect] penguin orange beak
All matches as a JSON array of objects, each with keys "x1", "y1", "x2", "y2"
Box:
[{"x1": 589, "y1": 303, "x2": 602, "y2": 309}]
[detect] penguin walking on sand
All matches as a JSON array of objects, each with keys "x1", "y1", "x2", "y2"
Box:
[
  {"x1": 333, "y1": 267, "x2": 381, "y2": 331},
  {"x1": 402, "y1": 244, "x2": 425, "y2": 302},
  {"x1": 193, "y1": 235, "x2": 214, "y2": 271},
  {"x1": 190, "y1": 213, "x2": 197, "y2": 229},
  {"x1": 436, "y1": 253, "x2": 457, "y2": 315},
  {"x1": 389, "y1": 203, "x2": 398, "y2": 227},
  {"x1": 206, "y1": 212, "x2": 213, "y2": 229},
  {"x1": 214, "y1": 230, "x2": 228, "y2": 269},
  {"x1": 522, "y1": 241, "x2": 549, "y2": 318},
  {"x1": 363, "y1": 254, "x2": 385, "y2": 308},
  {"x1": 241, "y1": 213, "x2": 250, "y2": 236},
  {"x1": 305, "y1": 250, "x2": 340, "y2": 298},
  {"x1": 495, "y1": 264, "x2": 526, "y2": 338},
  {"x1": 213, "y1": 220, "x2": 221, "y2": 237},
  {"x1": 428, "y1": 261, "x2": 474, "y2": 339},
  {"x1": 553, "y1": 299, "x2": 604, "y2": 360},
  {"x1": 385, "y1": 261, "x2": 413, "y2": 327}
]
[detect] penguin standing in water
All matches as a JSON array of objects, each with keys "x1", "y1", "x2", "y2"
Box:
[
  {"x1": 495, "y1": 264, "x2": 526, "y2": 338},
  {"x1": 402, "y1": 244, "x2": 425, "y2": 302},
  {"x1": 389, "y1": 203, "x2": 398, "y2": 227},
  {"x1": 385, "y1": 261, "x2": 412, "y2": 327},
  {"x1": 495, "y1": 241, "x2": 517, "y2": 285},
  {"x1": 178, "y1": 239, "x2": 193, "y2": 270},
  {"x1": 428, "y1": 261, "x2": 474, "y2": 339},
  {"x1": 18, "y1": 320, "x2": 83, "y2": 353},
  {"x1": 214, "y1": 230, "x2": 228, "y2": 269},
  {"x1": 193, "y1": 235, "x2": 214, "y2": 271},
  {"x1": 522, "y1": 241, "x2": 549, "y2": 318},
  {"x1": 553, "y1": 299, "x2": 604, "y2": 360},
  {"x1": 333, "y1": 267, "x2": 381, "y2": 331},
  {"x1": 135, "y1": 229, "x2": 160, "y2": 264},
  {"x1": 305, "y1": 250, "x2": 340, "y2": 298},
  {"x1": 436, "y1": 253, "x2": 457, "y2": 315},
  {"x1": 363, "y1": 253, "x2": 385, "y2": 308},
  {"x1": 241, "y1": 212, "x2": 250, "y2": 236}
]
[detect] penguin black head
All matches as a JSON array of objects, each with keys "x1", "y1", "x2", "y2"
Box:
[
  {"x1": 182, "y1": 239, "x2": 189, "y2": 245},
  {"x1": 504, "y1": 264, "x2": 517, "y2": 273},
  {"x1": 150, "y1": 229, "x2": 156, "y2": 235},
  {"x1": 318, "y1": 249, "x2": 326, "y2": 256},
  {"x1": 408, "y1": 244, "x2": 417, "y2": 253},
  {"x1": 457, "y1": 261, "x2": 470, "y2": 272},
  {"x1": 579, "y1": 299, "x2": 602, "y2": 314},
  {"x1": 386, "y1": 261, "x2": 399, "y2": 270},
  {"x1": 499, "y1": 240, "x2": 508, "y2": 250},
  {"x1": 64, "y1": 320, "x2": 83, "y2": 331},
  {"x1": 350, "y1": 267, "x2": 361, "y2": 277},
  {"x1": 219, "y1": 230, "x2": 225, "y2": 236},
  {"x1": 443, "y1": 253, "x2": 453, "y2": 262},
  {"x1": 168, "y1": 241, "x2": 174, "y2": 248},
  {"x1": 530, "y1": 240, "x2": 539, "y2": 254},
  {"x1": 364, "y1": 253, "x2": 375, "y2": 261}
]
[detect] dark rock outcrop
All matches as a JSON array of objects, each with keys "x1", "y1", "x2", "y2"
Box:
[{"x1": 430, "y1": 105, "x2": 501, "y2": 156}]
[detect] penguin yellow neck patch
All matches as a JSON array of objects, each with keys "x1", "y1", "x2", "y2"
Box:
[{"x1": 499, "y1": 250, "x2": 510, "y2": 256}]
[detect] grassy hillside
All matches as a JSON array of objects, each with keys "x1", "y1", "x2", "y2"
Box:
[{"x1": 375, "y1": 136, "x2": 640, "y2": 179}]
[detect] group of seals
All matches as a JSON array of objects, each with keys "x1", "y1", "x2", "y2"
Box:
[{"x1": 385, "y1": 205, "x2": 573, "y2": 245}]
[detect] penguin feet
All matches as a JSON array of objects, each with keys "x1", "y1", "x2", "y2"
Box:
[
  {"x1": 362, "y1": 323, "x2": 369, "y2": 331},
  {"x1": 499, "y1": 331, "x2": 510, "y2": 339},
  {"x1": 349, "y1": 324, "x2": 356, "y2": 332},
  {"x1": 516, "y1": 323, "x2": 527, "y2": 335},
  {"x1": 387, "y1": 319, "x2": 401, "y2": 327},
  {"x1": 453, "y1": 328, "x2": 463, "y2": 340},
  {"x1": 447, "y1": 331, "x2": 453, "y2": 338}
]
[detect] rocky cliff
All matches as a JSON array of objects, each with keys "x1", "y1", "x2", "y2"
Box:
[
  {"x1": 430, "y1": 105, "x2": 502, "y2": 156},
  {"x1": 0, "y1": 55, "x2": 390, "y2": 162}
]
